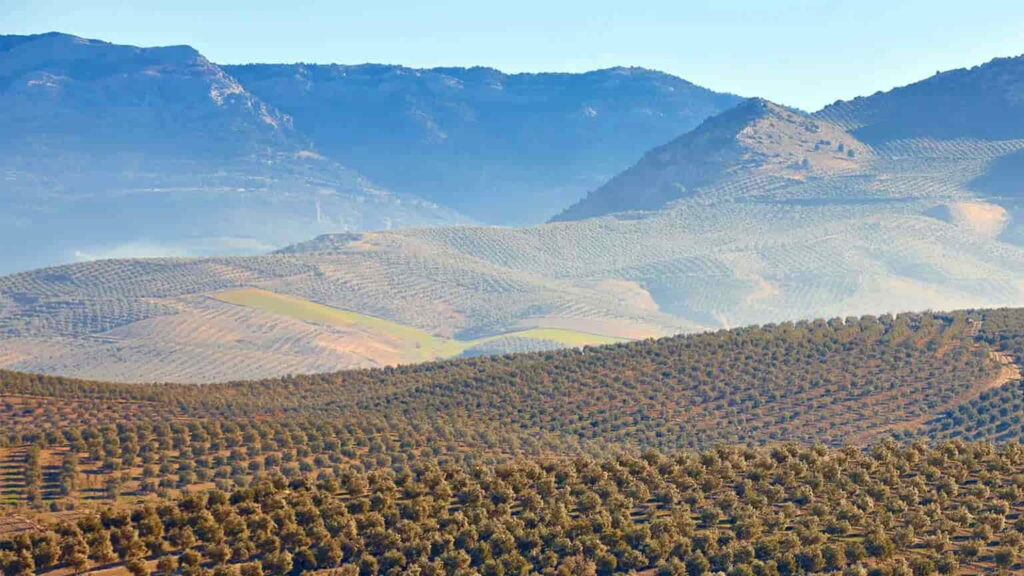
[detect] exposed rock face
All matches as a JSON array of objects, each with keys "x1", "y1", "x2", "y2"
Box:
[{"x1": 0, "y1": 32, "x2": 297, "y2": 156}]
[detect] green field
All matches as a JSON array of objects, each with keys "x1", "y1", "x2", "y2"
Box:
[{"x1": 212, "y1": 288, "x2": 628, "y2": 360}]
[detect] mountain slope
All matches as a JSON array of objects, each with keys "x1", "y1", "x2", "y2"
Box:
[
  {"x1": 553, "y1": 98, "x2": 868, "y2": 221},
  {"x1": 816, "y1": 54, "x2": 1024, "y2": 142},
  {"x1": 557, "y1": 56, "x2": 1024, "y2": 244},
  {"x1": 225, "y1": 63, "x2": 743, "y2": 224},
  {"x1": 0, "y1": 32, "x2": 293, "y2": 155},
  {"x1": 0, "y1": 33, "x2": 467, "y2": 274},
  {"x1": 815, "y1": 54, "x2": 1024, "y2": 248},
  {"x1": 2, "y1": 193, "x2": 1024, "y2": 382}
]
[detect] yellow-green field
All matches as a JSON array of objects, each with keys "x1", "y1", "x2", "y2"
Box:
[{"x1": 212, "y1": 288, "x2": 628, "y2": 361}]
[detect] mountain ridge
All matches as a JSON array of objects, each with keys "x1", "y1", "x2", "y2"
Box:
[
  {"x1": 815, "y1": 53, "x2": 1024, "y2": 141},
  {"x1": 0, "y1": 32, "x2": 472, "y2": 274},
  {"x1": 0, "y1": 31, "x2": 744, "y2": 272},
  {"x1": 224, "y1": 60, "x2": 743, "y2": 223},
  {"x1": 552, "y1": 98, "x2": 868, "y2": 221}
]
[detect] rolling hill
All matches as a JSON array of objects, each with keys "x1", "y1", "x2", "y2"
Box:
[
  {"x1": 3, "y1": 308, "x2": 1023, "y2": 467},
  {"x1": 2, "y1": 309, "x2": 1024, "y2": 576}
]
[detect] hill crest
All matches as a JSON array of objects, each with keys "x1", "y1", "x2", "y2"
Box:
[
  {"x1": 553, "y1": 98, "x2": 868, "y2": 221},
  {"x1": 816, "y1": 53, "x2": 1024, "y2": 142}
]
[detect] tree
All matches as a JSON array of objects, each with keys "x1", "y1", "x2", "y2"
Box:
[
  {"x1": 558, "y1": 555, "x2": 597, "y2": 576},
  {"x1": 934, "y1": 553, "x2": 958, "y2": 575},
  {"x1": 206, "y1": 543, "x2": 232, "y2": 566},
  {"x1": 238, "y1": 562, "x2": 264, "y2": 576},
  {"x1": 3, "y1": 550, "x2": 36, "y2": 576},
  {"x1": 842, "y1": 565, "x2": 868, "y2": 576},
  {"x1": 993, "y1": 547, "x2": 1016, "y2": 571},
  {"x1": 155, "y1": 556, "x2": 178, "y2": 576},
  {"x1": 822, "y1": 544, "x2": 847, "y2": 572},
  {"x1": 126, "y1": 558, "x2": 151, "y2": 576},
  {"x1": 263, "y1": 551, "x2": 293, "y2": 576},
  {"x1": 179, "y1": 549, "x2": 202, "y2": 569},
  {"x1": 685, "y1": 551, "x2": 710, "y2": 576},
  {"x1": 58, "y1": 531, "x2": 90, "y2": 575}
]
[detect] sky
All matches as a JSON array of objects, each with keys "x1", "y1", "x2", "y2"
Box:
[{"x1": 4, "y1": 0, "x2": 1024, "y2": 111}]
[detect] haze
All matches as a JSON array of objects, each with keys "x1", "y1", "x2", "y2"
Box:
[{"x1": 4, "y1": 0, "x2": 1023, "y2": 110}]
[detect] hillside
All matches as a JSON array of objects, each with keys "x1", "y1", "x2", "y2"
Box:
[
  {"x1": 816, "y1": 54, "x2": 1024, "y2": 143},
  {"x1": 816, "y1": 54, "x2": 1024, "y2": 248},
  {"x1": 225, "y1": 64, "x2": 743, "y2": 224},
  {"x1": 4, "y1": 443, "x2": 1023, "y2": 576},
  {"x1": 553, "y1": 99, "x2": 868, "y2": 221},
  {"x1": 3, "y1": 196, "x2": 1024, "y2": 382},
  {"x1": 0, "y1": 33, "x2": 467, "y2": 275},
  {"x1": 559, "y1": 56, "x2": 1024, "y2": 231},
  {"x1": 2, "y1": 310, "x2": 1024, "y2": 575},
  {"x1": 3, "y1": 309, "x2": 1023, "y2": 487}
]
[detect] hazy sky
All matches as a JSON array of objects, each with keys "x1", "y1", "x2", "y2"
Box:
[{"x1": 5, "y1": 0, "x2": 1024, "y2": 110}]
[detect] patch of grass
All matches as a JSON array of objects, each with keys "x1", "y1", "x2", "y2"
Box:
[
  {"x1": 465, "y1": 328, "x2": 626, "y2": 349},
  {"x1": 212, "y1": 288, "x2": 627, "y2": 360},
  {"x1": 214, "y1": 288, "x2": 447, "y2": 359}
]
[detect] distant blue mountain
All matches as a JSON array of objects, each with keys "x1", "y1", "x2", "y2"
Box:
[
  {"x1": 225, "y1": 63, "x2": 743, "y2": 224},
  {"x1": 0, "y1": 33, "x2": 741, "y2": 273},
  {"x1": 0, "y1": 33, "x2": 468, "y2": 274}
]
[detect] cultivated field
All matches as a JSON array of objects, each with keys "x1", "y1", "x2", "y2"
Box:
[{"x1": 3, "y1": 310, "x2": 1024, "y2": 575}]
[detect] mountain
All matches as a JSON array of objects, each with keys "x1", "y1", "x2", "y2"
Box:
[
  {"x1": 561, "y1": 54, "x2": 1024, "y2": 224},
  {"x1": 0, "y1": 33, "x2": 468, "y2": 274},
  {"x1": 4, "y1": 53, "x2": 1024, "y2": 382},
  {"x1": 817, "y1": 54, "x2": 1024, "y2": 143},
  {"x1": 0, "y1": 34, "x2": 745, "y2": 273},
  {"x1": 553, "y1": 98, "x2": 868, "y2": 221},
  {"x1": 224, "y1": 63, "x2": 743, "y2": 224},
  {"x1": 817, "y1": 54, "x2": 1024, "y2": 246}
]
